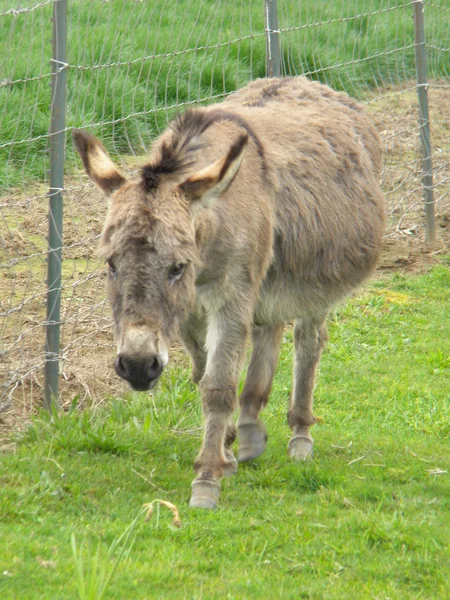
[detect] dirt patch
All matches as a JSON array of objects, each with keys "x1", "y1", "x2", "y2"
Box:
[
  {"x1": 368, "y1": 81, "x2": 450, "y2": 251},
  {"x1": 1, "y1": 81, "x2": 449, "y2": 446},
  {"x1": 379, "y1": 213, "x2": 450, "y2": 273}
]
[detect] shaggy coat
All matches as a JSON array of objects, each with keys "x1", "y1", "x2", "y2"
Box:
[{"x1": 73, "y1": 77, "x2": 385, "y2": 509}]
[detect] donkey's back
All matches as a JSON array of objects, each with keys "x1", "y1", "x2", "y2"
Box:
[
  {"x1": 227, "y1": 76, "x2": 382, "y2": 173},
  {"x1": 221, "y1": 77, "x2": 385, "y2": 321}
]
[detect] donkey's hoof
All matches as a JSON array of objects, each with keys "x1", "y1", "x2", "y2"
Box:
[
  {"x1": 237, "y1": 421, "x2": 267, "y2": 462},
  {"x1": 288, "y1": 435, "x2": 314, "y2": 461},
  {"x1": 189, "y1": 477, "x2": 220, "y2": 509},
  {"x1": 223, "y1": 451, "x2": 238, "y2": 477}
]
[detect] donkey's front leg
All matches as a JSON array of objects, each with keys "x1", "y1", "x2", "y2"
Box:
[{"x1": 190, "y1": 309, "x2": 249, "y2": 509}]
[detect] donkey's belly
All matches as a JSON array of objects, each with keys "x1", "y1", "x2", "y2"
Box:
[
  {"x1": 253, "y1": 283, "x2": 314, "y2": 324},
  {"x1": 253, "y1": 275, "x2": 349, "y2": 325}
]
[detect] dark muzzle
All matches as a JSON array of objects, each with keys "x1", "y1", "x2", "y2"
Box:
[{"x1": 114, "y1": 354, "x2": 164, "y2": 391}]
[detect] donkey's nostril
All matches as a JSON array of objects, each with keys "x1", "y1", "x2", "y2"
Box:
[
  {"x1": 148, "y1": 356, "x2": 163, "y2": 381},
  {"x1": 114, "y1": 355, "x2": 129, "y2": 379}
]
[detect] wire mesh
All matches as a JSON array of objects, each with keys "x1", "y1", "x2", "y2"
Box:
[{"x1": 0, "y1": 0, "x2": 449, "y2": 422}]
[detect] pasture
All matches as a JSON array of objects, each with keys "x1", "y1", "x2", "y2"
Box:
[
  {"x1": 1, "y1": 0, "x2": 450, "y2": 597},
  {"x1": 1, "y1": 264, "x2": 450, "y2": 599}
]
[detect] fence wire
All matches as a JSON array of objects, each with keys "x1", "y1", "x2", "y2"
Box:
[{"x1": 0, "y1": 0, "x2": 449, "y2": 419}]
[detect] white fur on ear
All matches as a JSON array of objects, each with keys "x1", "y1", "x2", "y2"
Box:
[
  {"x1": 180, "y1": 133, "x2": 248, "y2": 212},
  {"x1": 72, "y1": 129, "x2": 126, "y2": 196}
]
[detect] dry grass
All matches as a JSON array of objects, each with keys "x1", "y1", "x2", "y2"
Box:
[{"x1": 1, "y1": 81, "x2": 449, "y2": 445}]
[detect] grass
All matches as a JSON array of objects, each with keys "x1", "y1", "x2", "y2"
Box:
[
  {"x1": 1, "y1": 263, "x2": 449, "y2": 599},
  {"x1": 0, "y1": 0, "x2": 449, "y2": 189},
  {"x1": 71, "y1": 508, "x2": 144, "y2": 600}
]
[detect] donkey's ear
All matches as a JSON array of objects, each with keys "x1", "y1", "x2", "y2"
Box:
[
  {"x1": 179, "y1": 133, "x2": 248, "y2": 211},
  {"x1": 72, "y1": 130, "x2": 126, "y2": 196}
]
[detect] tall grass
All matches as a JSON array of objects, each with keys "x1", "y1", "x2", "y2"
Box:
[
  {"x1": 71, "y1": 509, "x2": 142, "y2": 600},
  {"x1": 0, "y1": 0, "x2": 449, "y2": 189}
]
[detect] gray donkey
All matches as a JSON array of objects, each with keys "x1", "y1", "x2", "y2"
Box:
[{"x1": 73, "y1": 77, "x2": 385, "y2": 509}]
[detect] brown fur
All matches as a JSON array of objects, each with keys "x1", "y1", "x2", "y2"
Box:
[{"x1": 73, "y1": 77, "x2": 385, "y2": 506}]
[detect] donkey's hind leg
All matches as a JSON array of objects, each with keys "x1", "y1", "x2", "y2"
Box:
[
  {"x1": 237, "y1": 323, "x2": 284, "y2": 462},
  {"x1": 288, "y1": 316, "x2": 328, "y2": 460}
]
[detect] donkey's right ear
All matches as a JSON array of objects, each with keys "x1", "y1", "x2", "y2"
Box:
[{"x1": 72, "y1": 130, "x2": 126, "y2": 196}]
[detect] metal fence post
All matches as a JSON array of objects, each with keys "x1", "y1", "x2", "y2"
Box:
[
  {"x1": 265, "y1": 0, "x2": 281, "y2": 77},
  {"x1": 413, "y1": 0, "x2": 436, "y2": 249},
  {"x1": 44, "y1": 0, "x2": 68, "y2": 411}
]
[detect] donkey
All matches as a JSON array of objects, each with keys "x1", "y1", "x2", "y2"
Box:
[{"x1": 73, "y1": 76, "x2": 385, "y2": 509}]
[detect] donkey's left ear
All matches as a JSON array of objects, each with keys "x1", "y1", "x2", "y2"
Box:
[
  {"x1": 72, "y1": 129, "x2": 126, "y2": 196},
  {"x1": 179, "y1": 133, "x2": 248, "y2": 211}
]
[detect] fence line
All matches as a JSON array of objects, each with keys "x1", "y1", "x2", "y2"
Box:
[
  {"x1": 265, "y1": 0, "x2": 281, "y2": 77},
  {"x1": 0, "y1": 0, "x2": 52, "y2": 18},
  {"x1": 0, "y1": 0, "x2": 448, "y2": 415},
  {"x1": 413, "y1": 0, "x2": 436, "y2": 248},
  {"x1": 44, "y1": 0, "x2": 67, "y2": 408}
]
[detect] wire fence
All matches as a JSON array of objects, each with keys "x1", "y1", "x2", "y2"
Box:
[{"x1": 0, "y1": 0, "x2": 449, "y2": 419}]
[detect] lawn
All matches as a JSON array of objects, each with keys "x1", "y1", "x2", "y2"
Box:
[
  {"x1": 1, "y1": 262, "x2": 449, "y2": 599},
  {"x1": 1, "y1": 0, "x2": 449, "y2": 188}
]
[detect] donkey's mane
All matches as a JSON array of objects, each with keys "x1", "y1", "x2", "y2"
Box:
[{"x1": 141, "y1": 108, "x2": 266, "y2": 192}]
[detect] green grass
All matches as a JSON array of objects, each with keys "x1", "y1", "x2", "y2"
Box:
[
  {"x1": 0, "y1": 0, "x2": 449, "y2": 189},
  {"x1": 1, "y1": 264, "x2": 450, "y2": 599}
]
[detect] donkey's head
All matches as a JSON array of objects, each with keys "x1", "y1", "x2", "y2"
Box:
[{"x1": 73, "y1": 120, "x2": 247, "y2": 391}]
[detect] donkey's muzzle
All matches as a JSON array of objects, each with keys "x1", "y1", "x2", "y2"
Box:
[{"x1": 114, "y1": 354, "x2": 164, "y2": 391}]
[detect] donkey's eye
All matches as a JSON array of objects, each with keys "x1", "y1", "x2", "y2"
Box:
[
  {"x1": 107, "y1": 259, "x2": 117, "y2": 277},
  {"x1": 168, "y1": 263, "x2": 185, "y2": 282}
]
